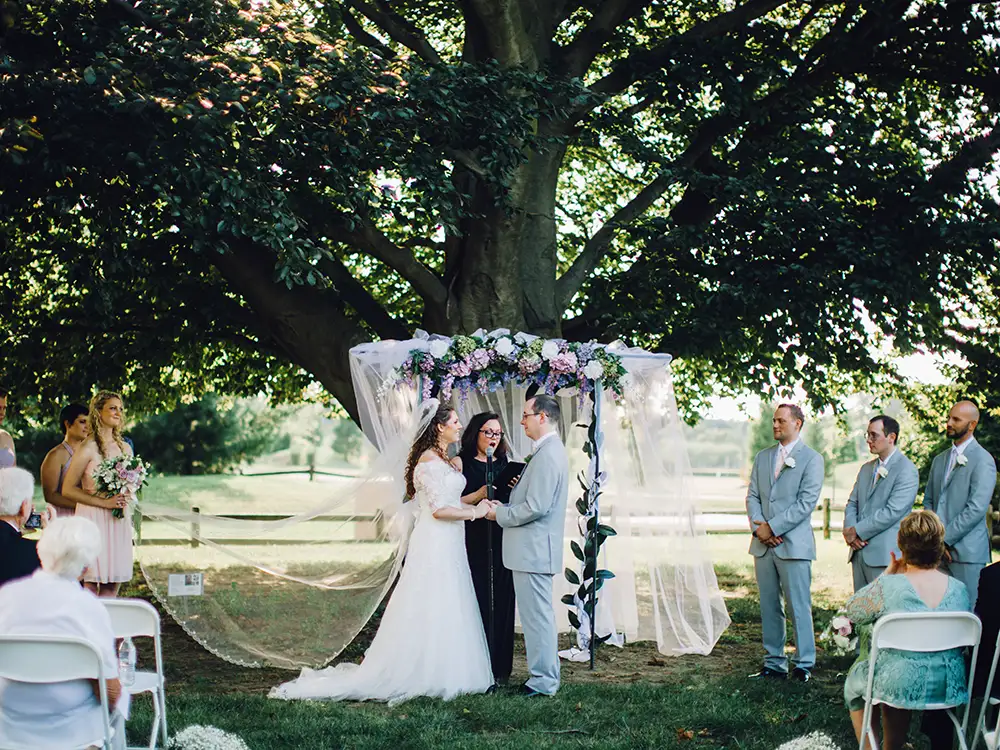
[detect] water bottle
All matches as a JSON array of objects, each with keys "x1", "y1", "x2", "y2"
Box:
[{"x1": 117, "y1": 637, "x2": 136, "y2": 687}]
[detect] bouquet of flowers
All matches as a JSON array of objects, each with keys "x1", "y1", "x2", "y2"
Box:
[
  {"x1": 167, "y1": 725, "x2": 251, "y2": 750},
  {"x1": 818, "y1": 611, "x2": 858, "y2": 656},
  {"x1": 92, "y1": 454, "x2": 151, "y2": 519}
]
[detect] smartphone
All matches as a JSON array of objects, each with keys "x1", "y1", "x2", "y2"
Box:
[{"x1": 24, "y1": 512, "x2": 42, "y2": 530}]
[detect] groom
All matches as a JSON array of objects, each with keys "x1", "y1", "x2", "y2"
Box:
[{"x1": 487, "y1": 394, "x2": 569, "y2": 697}]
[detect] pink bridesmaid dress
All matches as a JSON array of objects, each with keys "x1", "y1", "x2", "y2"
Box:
[{"x1": 75, "y1": 453, "x2": 134, "y2": 583}]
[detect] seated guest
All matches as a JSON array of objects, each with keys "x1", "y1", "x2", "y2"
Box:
[
  {"x1": 40, "y1": 403, "x2": 90, "y2": 516},
  {"x1": 843, "y1": 510, "x2": 971, "y2": 750},
  {"x1": 0, "y1": 467, "x2": 48, "y2": 586},
  {"x1": 0, "y1": 516, "x2": 125, "y2": 749},
  {"x1": 0, "y1": 391, "x2": 14, "y2": 468}
]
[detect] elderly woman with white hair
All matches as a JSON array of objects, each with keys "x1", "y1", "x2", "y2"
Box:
[
  {"x1": 0, "y1": 466, "x2": 51, "y2": 586},
  {"x1": 0, "y1": 516, "x2": 126, "y2": 749}
]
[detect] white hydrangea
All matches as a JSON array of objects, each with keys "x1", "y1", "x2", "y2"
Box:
[
  {"x1": 167, "y1": 725, "x2": 251, "y2": 750},
  {"x1": 494, "y1": 337, "x2": 516, "y2": 358},
  {"x1": 428, "y1": 339, "x2": 451, "y2": 359},
  {"x1": 583, "y1": 359, "x2": 604, "y2": 380},
  {"x1": 775, "y1": 732, "x2": 842, "y2": 750},
  {"x1": 541, "y1": 341, "x2": 560, "y2": 360}
]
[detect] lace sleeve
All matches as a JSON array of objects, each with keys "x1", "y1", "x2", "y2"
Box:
[
  {"x1": 844, "y1": 576, "x2": 886, "y2": 626},
  {"x1": 413, "y1": 462, "x2": 456, "y2": 512}
]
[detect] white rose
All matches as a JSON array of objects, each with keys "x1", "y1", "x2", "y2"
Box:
[
  {"x1": 876, "y1": 465, "x2": 889, "y2": 479},
  {"x1": 428, "y1": 339, "x2": 450, "y2": 359},
  {"x1": 831, "y1": 616, "x2": 851, "y2": 631},
  {"x1": 583, "y1": 360, "x2": 604, "y2": 380},
  {"x1": 541, "y1": 341, "x2": 560, "y2": 360},
  {"x1": 832, "y1": 633, "x2": 849, "y2": 650},
  {"x1": 784, "y1": 456, "x2": 796, "y2": 469},
  {"x1": 956, "y1": 454, "x2": 968, "y2": 467},
  {"x1": 494, "y1": 337, "x2": 515, "y2": 358}
]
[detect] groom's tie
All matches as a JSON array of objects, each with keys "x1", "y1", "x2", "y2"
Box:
[{"x1": 774, "y1": 446, "x2": 786, "y2": 480}]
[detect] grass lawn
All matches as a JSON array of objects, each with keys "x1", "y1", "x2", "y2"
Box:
[{"x1": 117, "y1": 540, "x2": 937, "y2": 750}]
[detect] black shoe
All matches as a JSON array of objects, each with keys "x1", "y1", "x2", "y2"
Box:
[
  {"x1": 748, "y1": 667, "x2": 788, "y2": 680},
  {"x1": 790, "y1": 668, "x2": 811, "y2": 683},
  {"x1": 485, "y1": 683, "x2": 499, "y2": 695},
  {"x1": 520, "y1": 684, "x2": 548, "y2": 697}
]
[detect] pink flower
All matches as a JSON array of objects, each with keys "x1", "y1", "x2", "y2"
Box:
[
  {"x1": 548, "y1": 351, "x2": 578, "y2": 373},
  {"x1": 469, "y1": 349, "x2": 490, "y2": 371},
  {"x1": 450, "y1": 360, "x2": 472, "y2": 377},
  {"x1": 518, "y1": 355, "x2": 542, "y2": 375}
]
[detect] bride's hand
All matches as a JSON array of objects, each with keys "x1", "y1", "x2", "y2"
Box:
[{"x1": 474, "y1": 501, "x2": 491, "y2": 519}]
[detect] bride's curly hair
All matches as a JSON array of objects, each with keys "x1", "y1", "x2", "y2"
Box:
[
  {"x1": 89, "y1": 390, "x2": 127, "y2": 459},
  {"x1": 404, "y1": 403, "x2": 455, "y2": 498}
]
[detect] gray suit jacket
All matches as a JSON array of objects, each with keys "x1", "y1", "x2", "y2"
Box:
[
  {"x1": 923, "y1": 438, "x2": 997, "y2": 564},
  {"x1": 495, "y1": 435, "x2": 569, "y2": 575},
  {"x1": 746, "y1": 441, "x2": 825, "y2": 561},
  {"x1": 844, "y1": 451, "x2": 919, "y2": 566}
]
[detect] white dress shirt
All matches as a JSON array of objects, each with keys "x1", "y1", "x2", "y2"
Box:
[
  {"x1": 0, "y1": 570, "x2": 123, "y2": 749},
  {"x1": 532, "y1": 431, "x2": 560, "y2": 452},
  {"x1": 872, "y1": 448, "x2": 897, "y2": 487},
  {"x1": 945, "y1": 437, "x2": 976, "y2": 483},
  {"x1": 774, "y1": 438, "x2": 801, "y2": 478}
]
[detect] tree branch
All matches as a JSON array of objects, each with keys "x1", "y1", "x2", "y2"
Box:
[
  {"x1": 338, "y1": 6, "x2": 398, "y2": 59},
  {"x1": 586, "y1": 0, "x2": 791, "y2": 100},
  {"x1": 342, "y1": 0, "x2": 443, "y2": 65},
  {"x1": 559, "y1": 0, "x2": 655, "y2": 79},
  {"x1": 315, "y1": 253, "x2": 410, "y2": 340}
]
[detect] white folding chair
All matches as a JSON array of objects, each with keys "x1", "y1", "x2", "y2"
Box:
[
  {"x1": 859, "y1": 611, "x2": 982, "y2": 750},
  {"x1": 103, "y1": 599, "x2": 168, "y2": 749},
  {"x1": 0, "y1": 634, "x2": 115, "y2": 750},
  {"x1": 971, "y1": 629, "x2": 1000, "y2": 750}
]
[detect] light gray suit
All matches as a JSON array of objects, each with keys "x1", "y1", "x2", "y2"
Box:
[
  {"x1": 746, "y1": 440, "x2": 824, "y2": 673},
  {"x1": 844, "y1": 451, "x2": 919, "y2": 591},
  {"x1": 923, "y1": 437, "x2": 997, "y2": 608},
  {"x1": 494, "y1": 433, "x2": 569, "y2": 695}
]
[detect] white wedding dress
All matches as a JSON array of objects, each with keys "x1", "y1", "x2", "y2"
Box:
[{"x1": 270, "y1": 459, "x2": 494, "y2": 704}]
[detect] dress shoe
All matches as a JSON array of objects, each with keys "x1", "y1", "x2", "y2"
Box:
[
  {"x1": 790, "y1": 668, "x2": 811, "y2": 683},
  {"x1": 519, "y1": 684, "x2": 548, "y2": 697},
  {"x1": 485, "y1": 683, "x2": 498, "y2": 695},
  {"x1": 748, "y1": 667, "x2": 788, "y2": 680}
]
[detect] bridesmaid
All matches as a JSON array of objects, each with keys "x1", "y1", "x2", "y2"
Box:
[
  {"x1": 452, "y1": 412, "x2": 516, "y2": 684},
  {"x1": 0, "y1": 390, "x2": 15, "y2": 468},
  {"x1": 61, "y1": 391, "x2": 133, "y2": 596},
  {"x1": 39, "y1": 403, "x2": 90, "y2": 516}
]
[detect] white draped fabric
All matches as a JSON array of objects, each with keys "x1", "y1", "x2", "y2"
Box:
[{"x1": 136, "y1": 333, "x2": 730, "y2": 668}]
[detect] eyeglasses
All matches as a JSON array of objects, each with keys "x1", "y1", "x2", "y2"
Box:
[
  {"x1": 865, "y1": 432, "x2": 885, "y2": 440},
  {"x1": 521, "y1": 412, "x2": 542, "y2": 420},
  {"x1": 480, "y1": 429, "x2": 504, "y2": 439}
]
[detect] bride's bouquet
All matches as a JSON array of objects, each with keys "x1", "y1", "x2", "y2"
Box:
[
  {"x1": 818, "y1": 611, "x2": 858, "y2": 656},
  {"x1": 92, "y1": 454, "x2": 151, "y2": 519}
]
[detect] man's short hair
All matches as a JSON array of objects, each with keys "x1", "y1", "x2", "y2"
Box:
[
  {"x1": 37, "y1": 517, "x2": 101, "y2": 580},
  {"x1": 0, "y1": 467, "x2": 33, "y2": 516},
  {"x1": 531, "y1": 394, "x2": 561, "y2": 423},
  {"x1": 870, "y1": 415, "x2": 901, "y2": 442},
  {"x1": 59, "y1": 403, "x2": 89, "y2": 433},
  {"x1": 776, "y1": 403, "x2": 805, "y2": 426}
]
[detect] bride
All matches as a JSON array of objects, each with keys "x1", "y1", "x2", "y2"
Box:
[{"x1": 270, "y1": 401, "x2": 496, "y2": 703}]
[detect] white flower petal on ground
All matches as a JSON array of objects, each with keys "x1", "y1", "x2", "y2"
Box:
[{"x1": 775, "y1": 731, "x2": 843, "y2": 750}]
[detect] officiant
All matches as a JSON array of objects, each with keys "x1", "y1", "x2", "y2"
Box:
[{"x1": 454, "y1": 411, "x2": 517, "y2": 684}]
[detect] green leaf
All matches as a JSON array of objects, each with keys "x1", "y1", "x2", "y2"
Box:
[
  {"x1": 568, "y1": 611, "x2": 581, "y2": 630},
  {"x1": 597, "y1": 524, "x2": 617, "y2": 537},
  {"x1": 564, "y1": 567, "x2": 580, "y2": 585},
  {"x1": 83, "y1": 67, "x2": 97, "y2": 85},
  {"x1": 570, "y1": 540, "x2": 585, "y2": 562},
  {"x1": 560, "y1": 593, "x2": 576, "y2": 606}
]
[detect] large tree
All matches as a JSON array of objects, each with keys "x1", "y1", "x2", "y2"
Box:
[{"x1": 1, "y1": 0, "x2": 998, "y2": 419}]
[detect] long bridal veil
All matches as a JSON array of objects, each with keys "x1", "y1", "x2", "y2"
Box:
[{"x1": 136, "y1": 333, "x2": 730, "y2": 668}]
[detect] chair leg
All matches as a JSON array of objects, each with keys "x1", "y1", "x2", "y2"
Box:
[
  {"x1": 148, "y1": 691, "x2": 161, "y2": 750},
  {"x1": 158, "y1": 686, "x2": 168, "y2": 747}
]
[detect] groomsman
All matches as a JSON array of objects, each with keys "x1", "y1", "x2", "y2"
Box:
[
  {"x1": 843, "y1": 415, "x2": 919, "y2": 591},
  {"x1": 746, "y1": 404, "x2": 825, "y2": 682},
  {"x1": 923, "y1": 400, "x2": 997, "y2": 608}
]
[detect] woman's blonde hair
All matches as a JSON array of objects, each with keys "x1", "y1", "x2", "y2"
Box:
[
  {"x1": 897, "y1": 509, "x2": 946, "y2": 568},
  {"x1": 89, "y1": 390, "x2": 127, "y2": 459}
]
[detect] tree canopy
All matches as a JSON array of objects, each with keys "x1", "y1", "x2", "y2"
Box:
[{"x1": 1, "y1": 0, "x2": 998, "y2": 419}]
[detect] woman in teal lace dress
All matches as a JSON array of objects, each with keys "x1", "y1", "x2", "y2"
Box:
[{"x1": 844, "y1": 510, "x2": 971, "y2": 750}]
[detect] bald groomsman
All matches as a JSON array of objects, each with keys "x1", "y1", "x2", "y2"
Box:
[
  {"x1": 746, "y1": 404, "x2": 824, "y2": 682},
  {"x1": 843, "y1": 415, "x2": 919, "y2": 591},
  {"x1": 923, "y1": 400, "x2": 997, "y2": 608}
]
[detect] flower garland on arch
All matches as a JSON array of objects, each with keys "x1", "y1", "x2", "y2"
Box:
[{"x1": 385, "y1": 331, "x2": 630, "y2": 401}]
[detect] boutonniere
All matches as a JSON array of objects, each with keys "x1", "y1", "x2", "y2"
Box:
[
  {"x1": 956, "y1": 454, "x2": 968, "y2": 467},
  {"x1": 876, "y1": 465, "x2": 889, "y2": 480},
  {"x1": 525, "y1": 453, "x2": 534, "y2": 465},
  {"x1": 782, "y1": 455, "x2": 796, "y2": 471}
]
